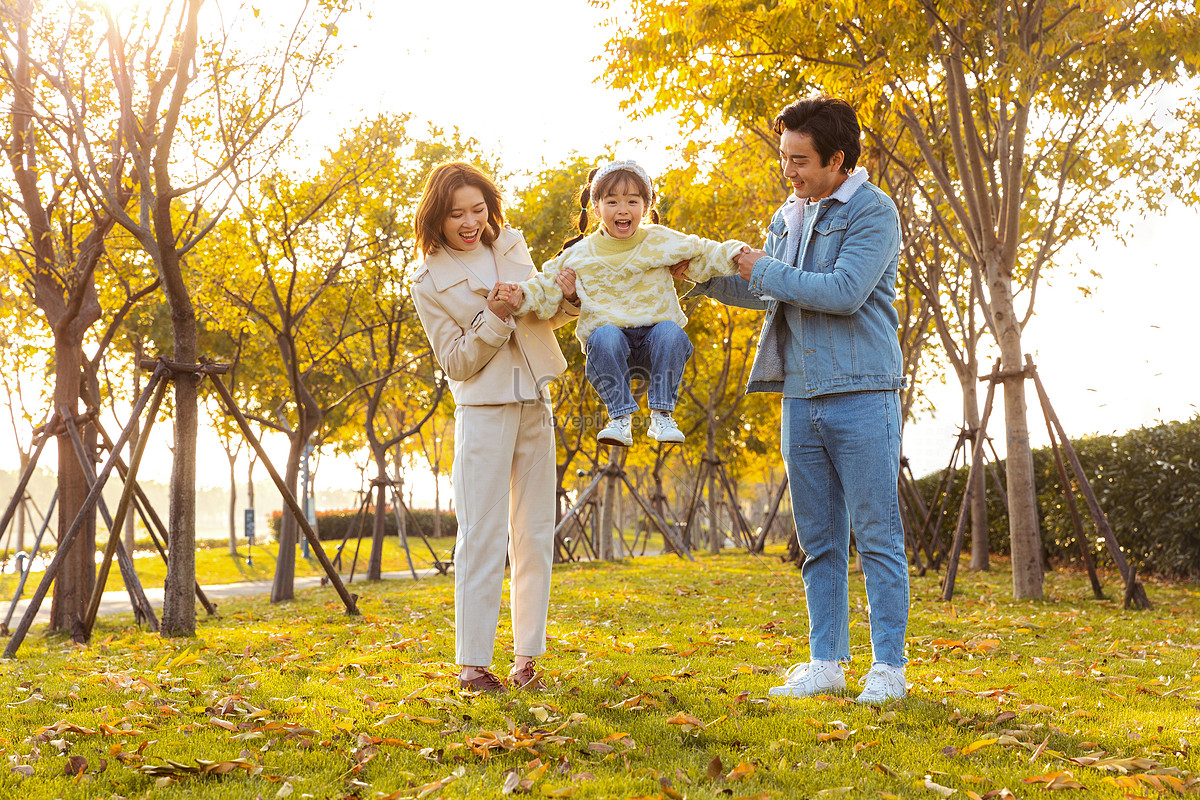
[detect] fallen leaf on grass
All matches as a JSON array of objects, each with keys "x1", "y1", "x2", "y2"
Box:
[
  {"x1": 815, "y1": 788, "x2": 854, "y2": 797},
  {"x1": 1021, "y1": 770, "x2": 1085, "y2": 790},
  {"x1": 707, "y1": 755, "x2": 723, "y2": 781},
  {"x1": 725, "y1": 762, "x2": 755, "y2": 781},
  {"x1": 924, "y1": 777, "x2": 956, "y2": 796},
  {"x1": 817, "y1": 729, "x2": 851, "y2": 742},
  {"x1": 1068, "y1": 754, "x2": 1159, "y2": 773},
  {"x1": 960, "y1": 738, "x2": 998, "y2": 755}
]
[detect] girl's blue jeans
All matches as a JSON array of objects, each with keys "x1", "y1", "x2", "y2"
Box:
[
  {"x1": 781, "y1": 390, "x2": 909, "y2": 667},
  {"x1": 584, "y1": 322, "x2": 693, "y2": 418}
]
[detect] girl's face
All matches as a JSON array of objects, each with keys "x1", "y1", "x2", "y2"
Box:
[
  {"x1": 597, "y1": 183, "x2": 647, "y2": 240},
  {"x1": 442, "y1": 185, "x2": 489, "y2": 251}
]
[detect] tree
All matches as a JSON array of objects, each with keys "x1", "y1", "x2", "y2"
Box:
[
  {"x1": 598, "y1": 0, "x2": 1200, "y2": 597},
  {"x1": 5, "y1": 0, "x2": 346, "y2": 634},
  {"x1": 1, "y1": 0, "x2": 135, "y2": 636}
]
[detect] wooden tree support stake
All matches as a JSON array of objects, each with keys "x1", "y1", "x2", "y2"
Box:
[
  {"x1": 92, "y1": 419, "x2": 217, "y2": 616},
  {"x1": 0, "y1": 411, "x2": 56, "y2": 548},
  {"x1": 204, "y1": 370, "x2": 360, "y2": 616},
  {"x1": 680, "y1": 456, "x2": 755, "y2": 555},
  {"x1": 80, "y1": 375, "x2": 170, "y2": 637},
  {"x1": 751, "y1": 475, "x2": 790, "y2": 553},
  {"x1": 941, "y1": 360, "x2": 1001, "y2": 602},
  {"x1": 60, "y1": 407, "x2": 161, "y2": 634},
  {"x1": 4, "y1": 364, "x2": 168, "y2": 658},
  {"x1": 1025, "y1": 356, "x2": 1150, "y2": 610}
]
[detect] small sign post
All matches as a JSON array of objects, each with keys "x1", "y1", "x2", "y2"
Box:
[{"x1": 244, "y1": 508, "x2": 255, "y2": 565}]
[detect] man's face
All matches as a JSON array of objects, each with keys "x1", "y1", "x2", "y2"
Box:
[{"x1": 779, "y1": 129, "x2": 845, "y2": 201}]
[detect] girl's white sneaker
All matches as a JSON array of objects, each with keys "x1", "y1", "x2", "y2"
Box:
[{"x1": 597, "y1": 415, "x2": 633, "y2": 447}]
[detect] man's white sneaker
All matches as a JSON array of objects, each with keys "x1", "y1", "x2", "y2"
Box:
[
  {"x1": 647, "y1": 413, "x2": 685, "y2": 443},
  {"x1": 597, "y1": 415, "x2": 633, "y2": 447},
  {"x1": 767, "y1": 662, "x2": 846, "y2": 698},
  {"x1": 855, "y1": 665, "x2": 907, "y2": 704}
]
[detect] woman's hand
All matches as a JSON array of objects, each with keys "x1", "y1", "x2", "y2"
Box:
[
  {"x1": 488, "y1": 282, "x2": 523, "y2": 320},
  {"x1": 668, "y1": 259, "x2": 691, "y2": 279},
  {"x1": 488, "y1": 283, "x2": 513, "y2": 320}
]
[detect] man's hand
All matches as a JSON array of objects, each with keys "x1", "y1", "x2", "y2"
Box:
[
  {"x1": 735, "y1": 246, "x2": 767, "y2": 281},
  {"x1": 668, "y1": 259, "x2": 691, "y2": 279},
  {"x1": 555, "y1": 268, "x2": 579, "y2": 303}
]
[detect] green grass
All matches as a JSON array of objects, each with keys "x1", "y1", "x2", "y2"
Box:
[
  {"x1": 0, "y1": 535, "x2": 453, "y2": 598},
  {"x1": 0, "y1": 548, "x2": 1196, "y2": 799}
]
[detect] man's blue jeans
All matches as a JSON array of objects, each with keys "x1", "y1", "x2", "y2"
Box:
[
  {"x1": 584, "y1": 322, "x2": 693, "y2": 418},
  {"x1": 781, "y1": 390, "x2": 908, "y2": 667}
]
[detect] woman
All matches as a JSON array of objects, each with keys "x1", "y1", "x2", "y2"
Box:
[{"x1": 411, "y1": 162, "x2": 578, "y2": 692}]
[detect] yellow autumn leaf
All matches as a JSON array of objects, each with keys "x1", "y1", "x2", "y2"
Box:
[
  {"x1": 726, "y1": 761, "x2": 755, "y2": 780},
  {"x1": 170, "y1": 648, "x2": 202, "y2": 668},
  {"x1": 961, "y1": 738, "x2": 998, "y2": 755}
]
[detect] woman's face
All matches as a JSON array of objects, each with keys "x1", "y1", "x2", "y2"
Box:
[{"x1": 441, "y1": 185, "x2": 489, "y2": 251}]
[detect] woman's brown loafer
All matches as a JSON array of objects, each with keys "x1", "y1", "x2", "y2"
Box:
[
  {"x1": 508, "y1": 660, "x2": 541, "y2": 691},
  {"x1": 458, "y1": 669, "x2": 507, "y2": 693}
]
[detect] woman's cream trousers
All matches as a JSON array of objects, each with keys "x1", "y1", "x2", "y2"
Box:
[{"x1": 452, "y1": 399, "x2": 556, "y2": 666}]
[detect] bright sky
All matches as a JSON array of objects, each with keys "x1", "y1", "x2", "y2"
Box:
[{"x1": 4, "y1": 0, "x2": 1198, "y2": 507}]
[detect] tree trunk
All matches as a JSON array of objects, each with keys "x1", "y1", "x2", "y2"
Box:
[
  {"x1": 706, "y1": 404, "x2": 720, "y2": 555},
  {"x1": 227, "y1": 448, "x2": 238, "y2": 557},
  {"x1": 247, "y1": 453, "x2": 256, "y2": 512},
  {"x1": 432, "y1": 469, "x2": 442, "y2": 539},
  {"x1": 271, "y1": 437, "x2": 304, "y2": 602},
  {"x1": 48, "y1": 335, "x2": 96, "y2": 641},
  {"x1": 963, "y1": 380, "x2": 990, "y2": 571},
  {"x1": 161, "y1": 315, "x2": 198, "y2": 636},
  {"x1": 367, "y1": 447, "x2": 388, "y2": 580},
  {"x1": 989, "y1": 272, "x2": 1043, "y2": 598},
  {"x1": 16, "y1": 450, "x2": 28, "y2": 552}
]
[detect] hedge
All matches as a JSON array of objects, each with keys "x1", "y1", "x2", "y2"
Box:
[
  {"x1": 914, "y1": 416, "x2": 1200, "y2": 579},
  {"x1": 267, "y1": 507, "x2": 457, "y2": 543}
]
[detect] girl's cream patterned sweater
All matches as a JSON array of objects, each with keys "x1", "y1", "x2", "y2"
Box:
[{"x1": 515, "y1": 224, "x2": 746, "y2": 345}]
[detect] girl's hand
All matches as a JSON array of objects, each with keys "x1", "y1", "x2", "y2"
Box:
[
  {"x1": 488, "y1": 283, "x2": 516, "y2": 320},
  {"x1": 556, "y1": 268, "x2": 579, "y2": 303}
]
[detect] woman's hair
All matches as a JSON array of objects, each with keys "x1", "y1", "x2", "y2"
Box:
[
  {"x1": 559, "y1": 161, "x2": 659, "y2": 253},
  {"x1": 414, "y1": 162, "x2": 505, "y2": 256}
]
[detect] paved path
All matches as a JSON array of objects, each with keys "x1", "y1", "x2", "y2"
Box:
[{"x1": 4, "y1": 567, "x2": 447, "y2": 630}]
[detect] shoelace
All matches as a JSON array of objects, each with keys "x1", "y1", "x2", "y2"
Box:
[
  {"x1": 781, "y1": 663, "x2": 813, "y2": 684},
  {"x1": 860, "y1": 668, "x2": 898, "y2": 692},
  {"x1": 462, "y1": 670, "x2": 504, "y2": 690},
  {"x1": 510, "y1": 660, "x2": 537, "y2": 687}
]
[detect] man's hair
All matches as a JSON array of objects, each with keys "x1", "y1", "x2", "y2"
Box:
[
  {"x1": 772, "y1": 96, "x2": 861, "y2": 173},
  {"x1": 414, "y1": 162, "x2": 505, "y2": 256}
]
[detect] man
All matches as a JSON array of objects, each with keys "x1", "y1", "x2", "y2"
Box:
[{"x1": 684, "y1": 96, "x2": 908, "y2": 704}]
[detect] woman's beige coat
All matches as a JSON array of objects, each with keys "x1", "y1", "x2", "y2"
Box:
[{"x1": 411, "y1": 227, "x2": 577, "y2": 404}]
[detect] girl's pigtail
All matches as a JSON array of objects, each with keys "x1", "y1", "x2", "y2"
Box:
[
  {"x1": 557, "y1": 167, "x2": 599, "y2": 254},
  {"x1": 649, "y1": 208, "x2": 660, "y2": 224}
]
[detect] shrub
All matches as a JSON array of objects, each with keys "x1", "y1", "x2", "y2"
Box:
[
  {"x1": 914, "y1": 416, "x2": 1200, "y2": 579},
  {"x1": 267, "y1": 507, "x2": 457, "y2": 543}
]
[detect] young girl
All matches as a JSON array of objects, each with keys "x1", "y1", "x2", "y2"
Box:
[
  {"x1": 410, "y1": 162, "x2": 579, "y2": 693},
  {"x1": 510, "y1": 159, "x2": 747, "y2": 446}
]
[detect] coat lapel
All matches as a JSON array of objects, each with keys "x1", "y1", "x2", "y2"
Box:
[
  {"x1": 495, "y1": 229, "x2": 536, "y2": 283},
  {"x1": 426, "y1": 247, "x2": 490, "y2": 296}
]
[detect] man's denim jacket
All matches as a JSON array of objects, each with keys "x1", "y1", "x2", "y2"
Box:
[{"x1": 688, "y1": 170, "x2": 905, "y2": 397}]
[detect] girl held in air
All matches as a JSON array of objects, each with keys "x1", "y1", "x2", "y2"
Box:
[{"x1": 510, "y1": 159, "x2": 748, "y2": 446}]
